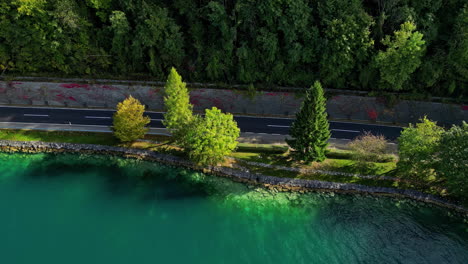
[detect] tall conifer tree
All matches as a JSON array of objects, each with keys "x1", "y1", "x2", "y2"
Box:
[
  {"x1": 287, "y1": 81, "x2": 331, "y2": 162},
  {"x1": 163, "y1": 67, "x2": 194, "y2": 145}
]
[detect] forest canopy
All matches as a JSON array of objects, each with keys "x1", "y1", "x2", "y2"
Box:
[{"x1": 0, "y1": 0, "x2": 466, "y2": 97}]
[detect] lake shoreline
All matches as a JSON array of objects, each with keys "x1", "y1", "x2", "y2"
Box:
[{"x1": 0, "y1": 140, "x2": 466, "y2": 215}]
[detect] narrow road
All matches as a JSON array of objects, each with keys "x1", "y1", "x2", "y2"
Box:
[{"x1": 0, "y1": 106, "x2": 403, "y2": 140}]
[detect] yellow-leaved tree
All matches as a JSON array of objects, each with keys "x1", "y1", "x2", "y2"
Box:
[{"x1": 113, "y1": 96, "x2": 150, "y2": 142}]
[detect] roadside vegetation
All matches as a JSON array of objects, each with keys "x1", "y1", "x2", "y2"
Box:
[
  {"x1": 287, "y1": 81, "x2": 330, "y2": 162},
  {"x1": 397, "y1": 119, "x2": 468, "y2": 201},
  {"x1": 112, "y1": 96, "x2": 150, "y2": 142},
  {"x1": 107, "y1": 68, "x2": 240, "y2": 166},
  {"x1": 0, "y1": 66, "x2": 466, "y2": 204},
  {"x1": 1, "y1": 119, "x2": 466, "y2": 205},
  {"x1": 0, "y1": 65, "x2": 466, "y2": 205}
]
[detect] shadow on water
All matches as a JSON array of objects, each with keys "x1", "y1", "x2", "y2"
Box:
[{"x1": 19, "y1": 153, "x2": 220, "y2": 202}]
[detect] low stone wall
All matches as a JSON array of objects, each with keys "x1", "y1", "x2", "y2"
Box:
[
  {"x1": 0, "y1": 140, "x2": 466, "y2": 214},
  {"x1": 0, "y1": 80, "x2": 466, "y2": 125}
]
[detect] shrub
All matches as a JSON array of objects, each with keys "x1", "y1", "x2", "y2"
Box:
[
  {"x1": 348, "y1": 132, "x2": 389, "y2": 163},
  {"x1": 112, "y1": 96, "x2": 150, "y2": 142}
]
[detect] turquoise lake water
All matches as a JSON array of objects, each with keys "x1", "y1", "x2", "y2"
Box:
[{"x1": 0, "y1": 152, "x2": 467, "y2": 264}]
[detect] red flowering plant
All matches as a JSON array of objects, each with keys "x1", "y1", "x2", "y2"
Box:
[
  {"x1": 366, "y1": 108, "x2": 378, "y2": 122},
  {"x1": 60, "y1": 83, "x2": 90, "y2": 90}
]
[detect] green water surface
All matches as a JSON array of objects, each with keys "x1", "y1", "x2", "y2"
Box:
[{"x1": 0, "y1": 152, "x2": 467, "y2": 264}]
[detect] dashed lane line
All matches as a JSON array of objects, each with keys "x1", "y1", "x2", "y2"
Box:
[
  {"x1": 85, "y1": 116, "x2": 111, "y2": 119},
  {"x1": 24, "y1": 114, "x2": 49, "y2": 117},
  {"x1": 331, "y1": 129, "x2": 360, "y2": 133}
]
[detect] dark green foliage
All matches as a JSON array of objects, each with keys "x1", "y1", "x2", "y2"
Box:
[
  {"x1": 318, "y1": 0, "x2": 374, "y2": 89},
  {"x1": 287, "y1": 81, "x2": 331, "y2": 162},
  {"x1": 438, "y1": 122, "x2": 468, "y2": 200},
  {"x1": 446, "y1": 5, "x2": 468, "y2": 94},
  {"x1": 109, "y1": 10, "x2": 130, "y2": 73},
  {"x1": 0, "y1": 0, "x2": 466, "y2": 97}
]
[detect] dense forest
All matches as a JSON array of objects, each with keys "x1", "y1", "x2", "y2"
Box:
[{"x1": 0, "y1": 0, "x2": 466, "y2": 96}]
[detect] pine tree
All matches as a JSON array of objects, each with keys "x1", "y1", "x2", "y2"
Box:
[
  {"x1": 287, "y1": 81, "x2": 331, "y2": 162},
  {"x1": 163, "y1": 67, "x2": 194, "y2": 145},
  {"x1": 113, "y1": 96, "x2": 150, "y2": 142}
]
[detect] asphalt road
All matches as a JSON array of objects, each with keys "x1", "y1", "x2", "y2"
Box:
[{"x1": 0, "y1": 106, "x2": 403, "y2": 140}]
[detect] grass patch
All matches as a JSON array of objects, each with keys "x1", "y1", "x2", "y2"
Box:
[
  {"x1": 231, "y1": 150, "x2": 397, "y2": 176},
  {"x1": 0, "y1": 129, "x2": 170, "y2": 146},
  {"x1": 236, "y1": 143, "x2": 288, "y2": 154},
  {"x1": 0, "y1": 129, "x2": 119, "y2": 145}
]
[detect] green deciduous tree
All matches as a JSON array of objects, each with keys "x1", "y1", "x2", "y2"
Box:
[
  {"x1": 397, "y1": 117, "x2": 443, "y2": 180},
  {"x1": 185, "y1": 107, "x2": 240, "y2": 166},
  {"x1": 318, "y1": 0, "x2": 374, "y2": 88},
  {"x1": 113, "y1": 96, "x2": 150, "y2": 142},
  {"x1": 374, "y1": 22, "x2": 426, "y2": 91},
  {"x1": 437, "y1": 122, "x2": 468, "y2": 199},
  {"x1": 287, "y1": 81, "x2": 331, "y2": 162},
  {"x1": 163, "y1": 68, "x2": 194, "y2": 145}
]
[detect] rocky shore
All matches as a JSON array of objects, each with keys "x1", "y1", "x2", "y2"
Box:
[{"x1": 0, "y1": 140, "x2": 466, "y2": 214}]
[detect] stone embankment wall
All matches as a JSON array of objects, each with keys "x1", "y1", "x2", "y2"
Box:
[
  {"x1": 0, "y1": 81, "x2": 467, "y2": 125},
  {"x1": 0, "y1": 140, "x2": 466, "y2": 214}
]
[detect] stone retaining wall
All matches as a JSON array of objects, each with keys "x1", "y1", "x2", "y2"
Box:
[
  {"x1": 0, "y1": 81, "x2": 466, "y2": 125},
  {"x1": 0, "y1": 140, "x2": 466, "y2": 214}
]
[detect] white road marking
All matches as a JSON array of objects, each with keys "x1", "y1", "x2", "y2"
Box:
[
  {"x1": 151, "y1": 119, "x2": 163, "y2": 121},
  {"x1": 24, "y1": 114, "x2": 49, "y2": 117},
  {"x1": 267, "y1": 125, "x2": 290, "y2": 128},
  {"x1": 267, "y1": 126, "x2": 360, "y2": 134},
  {"x1": 330, "y1": 120, "x2": 403, "y2": 128},
  {"x1": 0, "y1": 105, "x2": 116, "y2": 112},
  {"x1": 235, "y1": 115, "x2": 294, "y2": 120},
  {"x1": 0, "y1": 106, "x2": 405, "y2": 128},
  {"x1": 0, "y1": 121, "x2": 110, "y2": 128},
  {"x1": 331, "y1": 129, "x2": 360, "y2": 133},
  {"x1": 85, "y1": 116, "x2": 111, "y2": 119}
]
